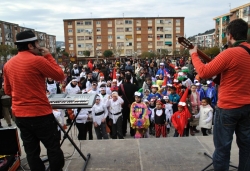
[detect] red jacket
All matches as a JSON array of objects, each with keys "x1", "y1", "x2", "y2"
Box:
[{"x1": 171, "y1": 107, "x2": 191, "y2": 136}]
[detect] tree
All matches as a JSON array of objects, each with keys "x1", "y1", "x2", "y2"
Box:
[
  {"x1": 83, "y1": 50, "x2": 90, "y2": 57},
  {"x1": 103, "y1": 50, "x2": 113, "y2": 58},
  {"x1": 203, "y1": 47, "x2": 220, "y2": 58},
  {"x1": 10, "y1": 48, "x2": 18, "y2": 56},
  {"x1": 161, "y1": 49, "x2": 169, "y2": 57},
  {"x1": 222, "y1": 37, "x2": 227, "y2": 45},
  {"x1": 62, "y1": 51, "x2": 69, "y2": 57},
  {"x1": 0, "y1": 45, "x2": 11, "y2": 62},
  {"x1": 140, "y1": 51, "x2": 151, "y2": 59},
  {"x1": 179, "y1": 48, "x2": 189, "y2": 57}
]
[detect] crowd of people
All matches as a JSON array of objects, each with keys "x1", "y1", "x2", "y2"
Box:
[{"x1": 45, "y1": 55, "x2": 217, "y2": 140}]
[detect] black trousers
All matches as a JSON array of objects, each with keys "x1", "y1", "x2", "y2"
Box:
[
  {"x1": 111, "y1": 115, "x2": 124, "y2": 139},
  {"x1": 75, "y1": 122, "x2": 93, "y2": 140},
  {"x1": 15, "y1": 114, "x2": 64, "y2": 171},
  {"x1": 122, "y1": 105, "x2": 135, "y2": 136},
  {"x1": 201, "y1": 127, "x2": 208, "y2": 136},
  {"x1": 94, "y1": 122, "x2": 109, "y2": 139}
]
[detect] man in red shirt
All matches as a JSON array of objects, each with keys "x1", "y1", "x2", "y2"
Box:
[
  {"x1": 189, "y1": 19, "x2": 250, "y2": 171},
  {"x1": 4, "y1": 30, "x2": 65, "y2": 171}
]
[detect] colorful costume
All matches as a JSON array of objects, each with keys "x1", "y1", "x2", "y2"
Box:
[{"x1": 130, "y1": 102, "x2": 150, "y2": 138}]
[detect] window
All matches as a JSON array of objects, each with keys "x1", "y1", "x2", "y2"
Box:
[
  {"x1": 76, "y1": 21, "x2": 83, "y2": 25},
  {"x1": 125, "y1": 35, "x2": 132, "y2": 40},
  {"x1": 68, "y1": 37, "x2": 73, "y2": 40},
  {"x1": 148, "y1": 34, "x2": 153, "y2": 38},
  {"x1": 86, "y1": 43, "x2": 92, "y2": 48},
  {"x1": 148, "y1": 42, "x2": 153, "y2": 45},
  {"x1": 78, "y1": 51, "x2": 83, "y2": 55},
  {"x1": 97, "y1": 43, "x2": 102, "y2": 47},
  {"x1": 165, "y1": 34, "x2": 172, "y2": 38},
  {"x1": 137, "y1": 49, "x2": 141, "y2": 54},
  {"x1": 116, "y1": 20, "x2": 123, "y2": 25},
  {"x1": 77, "y1": 29, "x2": 84, "y2": 33},
  {"x1": 69, "y1": 44, "x2": 73, "y2": 48},
  {"x1": 164, "y1": 27, "x2": 172, "y2": 31},
  {"x1": 125, "y1": 27, "x2": 132, "y2": 32},
  {"x1": 148, "y1": 27, "x2": 152, "y2": 31},
  {"x1": 96, "y1": 21, "x2": 101, "y2": 24},
  {"x1": 97, "y1": 36, "x2": 101, "y2": 40},
  {"x1": 125, "y1": 20, "x2": 132, "y2": 24},
  {"x1": 85, "y1": 29, "x2": 92, "y2": 33},
  {"x1": 148, "y1": 20, "x2": 152, "y2": 24},
  {"x1": 136, "y1": 27, "x2": 141, "y2": 31},
  {"x1": 126, "y1": 42, "x2": 132, "y2": 46},
  {"x1": 157, "y1": 34, "x2": 164, "y2": 39},
  {"x1": 117, "y1": 42, "x2": 124, "y2": 46},
  {"x1": 157, "y1": 20, "x2": 164, "y2": 24},
  {"x1": 137, "y1": 42, "x2": 141, "y2": 47},
  {"x1": 107, "y1": 20, "x2": 112, "y2": 24},
  {"x1": 157, "y1": 41, "x2": 163, "y2": 46},
  {"x1": 78, "y1": 44, "x2": 84, "y2": 48},
  {"x1": 68, "y1": 29, "x2": 73, "y2": 33},
  {"x1": 126, "y1": 49, "x2": 132, "y2": 55},
  {"x1": 176, "y1": 27, "x2": 180, "y2": 31},
  {"x1": 85, "y1": 21, "x2": 92, "y2": 25},
  {"x1": 68, "y1": 22, "x2": 72, "y2": 25},
  {"x1": 157, "y1": 27, "x2": 163, "y2": 31},
  {"x1": 176, "y1": 19, "x2": 180, "y2": 23},
  {"x1": 97, "y1": 28, "x2": 101, "y2": 32},
  {"x1": 165, "y1": 19, "x2": 172, "y2": 24},
  {"x1": 108, "y1": 35, "x2": 113, "y2": 39},
  {"x1": 117, "y1": 27, "x2": 124, "y2": 32},
  {"x1": 85, "y1": 36, "x2": 92, "y2": 40},
  {"x1": 108, "y1": 43, "x2": 113, "y2": 47},
  {"x1": 108, "y1": 28, "x2": 112, "y2": 32},
  {"x1": 77, "y1": 36, "x2": 84, "y2": 41},
  {"x1": 117, "y1": 35, "x2": 124, "y2": 39},
  {"x1": 136, "y1": 20, "x2": 141, "y2": 24},
  {"x1": 136, "y1": 34, "x2": 141, "y2": 38}
]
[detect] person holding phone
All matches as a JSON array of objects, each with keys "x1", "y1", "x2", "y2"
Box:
[{"x1": 3, "y1": 30, "x2": 65, "y2": 171}]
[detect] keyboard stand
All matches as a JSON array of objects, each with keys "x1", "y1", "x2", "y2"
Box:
[{"x1": 43, "y1": 108, "x2": 91, "y2": 171}]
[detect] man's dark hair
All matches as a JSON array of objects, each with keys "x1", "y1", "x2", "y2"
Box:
[
  {"x1": 16, "y1": 41, "x2": 36, "y2": 52},
  {"x1": 226, "y1": 19, "x2": 248, "y2": 40}
]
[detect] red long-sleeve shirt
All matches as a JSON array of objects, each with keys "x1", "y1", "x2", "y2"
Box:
[
  {"x1": 4, "y1": 51, "x2": 64, "y2": 117},
  {"x1": 191, "y1": 42, "x2": 250, "y2": 109}
]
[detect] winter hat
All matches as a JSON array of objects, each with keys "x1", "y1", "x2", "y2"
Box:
[
  {"x1": 181, "y1": 66, "x2": 189, "y2": 73},
  {"x1": 178, "y1": 88, "x2": 189, "y2": 107},
  {"x1": 134, "y1": 91, "x2": 143, "y2": 98},
  {"x1": 112, "y1": 68, "x2": 117, "y2": 82}
]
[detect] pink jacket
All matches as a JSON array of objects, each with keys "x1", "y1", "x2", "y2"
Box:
[{"x1": 190, "y1": 91, "x2": 200, "y2": 113}]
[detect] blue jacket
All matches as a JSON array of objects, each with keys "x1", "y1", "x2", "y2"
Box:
[
  {"x1": 206, "y1": 86, "x2": 217, "y2": 107},
  {"x1": 197, "y1": 88, "x2": 206, "y2": 101},
  {"x1": 169, "y1": 93, "x2": 180, "y2": 103},
  {"x1": 156, "y1": 68, "x2": 168, "y2": 76},
  {"x1": 147, "y1": 92, "x2": 161, "y2": 101}
]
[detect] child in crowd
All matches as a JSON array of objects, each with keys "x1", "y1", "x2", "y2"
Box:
[
  {"x1": 193, "y1": 97, "x2": 213, "y2": 136},
  {"x1": 189, "y1": 84, "x2": 200, "y2": 135},
  {"x1": 147, "y1": 85, "x2": 161, "y2": 101},
  {"x1": 163, "y1": 96, "x2": 173, "y2": 134},
  {"x1": 169, "y1": 86, "x2": 180, "y2": 113},
  {"x1": 143, "y1": 99, "x2": 151, "y2": 138},
  {"x1": 106, "y1": 91, "x2": 124, "y2": 139},
  {"x1": 148, "y1": 98, "x2": 156, "y2": 135},
  {"x1": 151, "y1": 99, "x2": 167, "y2": 138},
  {"x1": 142, "y1": 89, "x2": 150, "y2": 101},
  {"x1": 171, "y1": 88, "x2": 191, "y2": 137},
  {"x1": 91, "y1": 95, "x2": 109, "y2": 139},
  {"x1": 130, "y1": 92, "x2": 150, "y2": 138},
  {"x1": 142, "y1": 77, "x2": 152, "y2": 93}
]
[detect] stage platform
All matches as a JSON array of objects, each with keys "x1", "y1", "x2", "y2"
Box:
[{"x1": 60, "y1": 136, "x2": 238, "y2": 171}]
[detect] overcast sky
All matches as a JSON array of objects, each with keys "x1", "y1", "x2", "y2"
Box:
[{"x1": 0, "y1": 0, "x2": 249, "y2": 41}]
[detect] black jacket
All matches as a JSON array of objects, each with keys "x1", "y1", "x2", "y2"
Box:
[{"x1": 118, "y1": 81, "x2": 138, "y2": 106}]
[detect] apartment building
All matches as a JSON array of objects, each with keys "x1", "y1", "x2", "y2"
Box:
[
  {"x1": 194, "y1": 29, "x2": 215, "y2": 48},
  {"x1": 213, "y1": 2, "x2": 250, "y2": 47},
  {"x1": 63, "y1": 17, "x2": 184, "y2": 61},
  {"x1": 0, "y1": 20, "x2": 56, "y2": 53}
]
